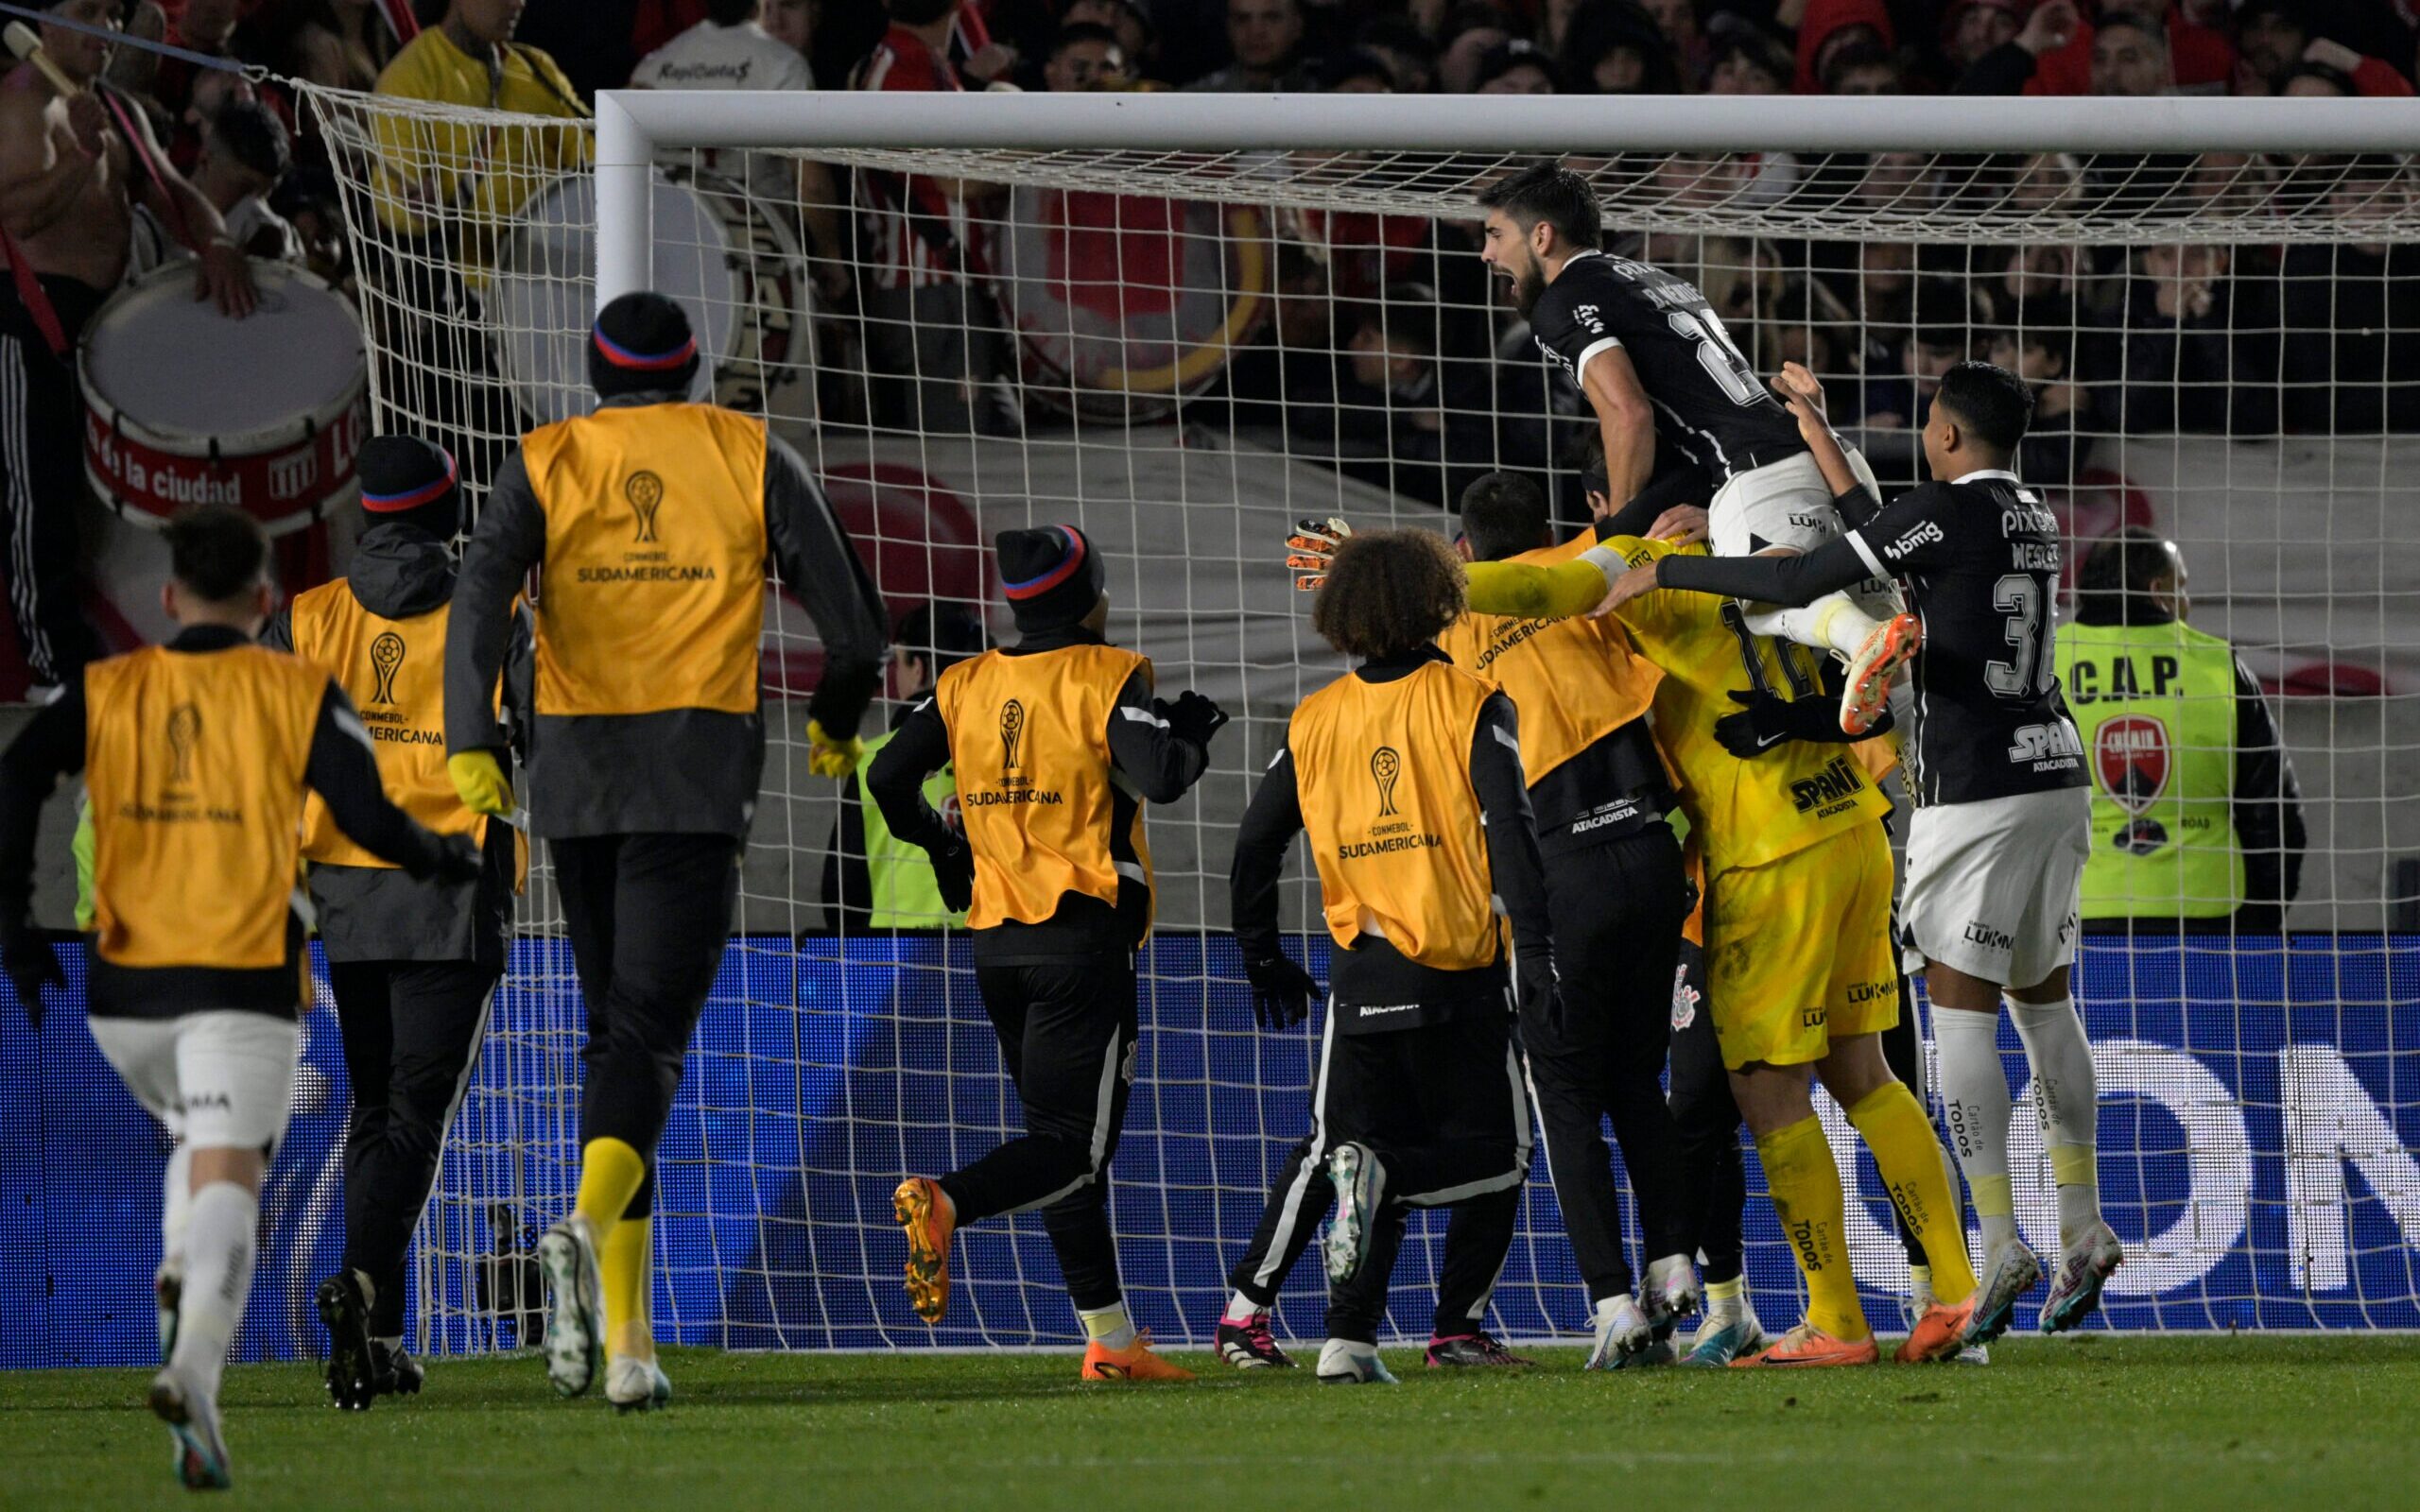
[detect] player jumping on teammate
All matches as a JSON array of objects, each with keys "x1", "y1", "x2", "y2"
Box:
[
  {"x1": 1476, "y1": 160, "x2": 1915, "y2": 733},
  {"x1": 1603, "y1": 359, "x2": 2123, "y2": 1341}
]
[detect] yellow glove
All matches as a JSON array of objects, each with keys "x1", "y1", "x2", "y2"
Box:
[
  {"x1": 447, "y1": 750, "x2": 516, "y2": 817},
  {"x1": 805, "y1": 719, "x2": 863, "y2": 780}
]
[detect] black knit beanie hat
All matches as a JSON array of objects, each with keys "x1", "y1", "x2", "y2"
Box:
[
  {"x1": 996, "y1": 524, "x2": 1106, "y2": 632},
  {"x1": 589, "y1": 291, "x2": 702, "y2": 401},
  {"x1": 357, "y1": 435, "x2": 459, "y2": 538}
]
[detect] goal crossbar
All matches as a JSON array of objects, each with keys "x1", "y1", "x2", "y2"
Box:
[{"x1": 592, "y1": 92, "x2": 2420, "y2": 309}]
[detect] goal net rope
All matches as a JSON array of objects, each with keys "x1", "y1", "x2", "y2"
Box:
[{"x1": 288, "y1": 83, "x2": 2420, "y2": 1353}]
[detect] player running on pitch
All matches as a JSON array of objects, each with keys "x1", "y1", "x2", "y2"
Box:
[
  {"x1": 873, "y1": 525, "x2": 1224, "y2": 1383},
  {"x1": 0, "y1": 507, "x2": 478, "y2": 1488},
  {"x1": 1477, "y1": 159, "x2": 1913, "y2": 733},
  {"x1": 1600, "y1": 359, "x2": 2122, "y2": 1341}
]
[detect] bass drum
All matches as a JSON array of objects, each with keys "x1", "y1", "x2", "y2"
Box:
[
  {"x1": 79, "y1": 260, "x2": 368, "y2": 536},
  {"x1": 992, "y1": 189, "x2": 1270, "y2": 422},
  {"x1": 486, "y1": 165, "x2": 809, "y2": 429}
]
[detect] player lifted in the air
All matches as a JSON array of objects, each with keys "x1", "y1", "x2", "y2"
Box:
[
  {"x1": 1477, "y1": 160, "x2": 1913, "y2": 733},
  {"x1": 1603, "y1": 360, "x2": 2123, "y2": 1341}
]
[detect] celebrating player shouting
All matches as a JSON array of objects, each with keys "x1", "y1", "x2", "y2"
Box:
[
  {"x1": 1477, "y1": 160, "x2": 1913, "y2": 733},
  {"x1": 1604, "y1": 360, "x2": 2121, "y2": 1341}
]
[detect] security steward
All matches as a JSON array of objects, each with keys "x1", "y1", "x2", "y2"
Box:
[
  {"x1": 2057, "y1": 527, "x2": 2307, "y2": 935},
  {"x1": 444, "y1": 291, "x2": 887, "y2": 1412},
  {"x1": 0, "y1": 505, "x2": 476, "y2": 1490},
  {"x1": 1230, "y1": 527, "x2": 1556, "y2": 1387},
  {"x1": 265, "y1": 437, "x2": 527, "y2": 1411},
  {"x1": 873, "y1": 525, "x2": 1223, "y2": 1384}
]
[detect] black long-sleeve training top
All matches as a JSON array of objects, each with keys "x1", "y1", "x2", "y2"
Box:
[{"x1": 1230, "y1": 644, "x2": 1553, "y2": 1026}]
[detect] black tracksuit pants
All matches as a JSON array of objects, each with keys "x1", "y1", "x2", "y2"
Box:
[
  {"x1": 554, "y1": 832, "x2": 741, "y2": 1218},
  {"x1": 1228, "y1": 1139, "x2": 1520, "y2": 1341},
  {"x1": 1666, "y1": 938, "x2": 1745, "y2": 1285},
  {"x1": 1229, "y1": 1005, "x2": 1529, "y2": 1346},
  {"x1": 332, "y1": 957, "x2": 503, "y2": 1336},
  {"x1": 1526, "y1": 824, "x2": 1694, "y2": 1304},
  {"x1": 0, "y1": 276, "x2": 107, "y2": 685},
  {"x1": 940, "y1": 952, "x2": 1139, "y2": 1313}
]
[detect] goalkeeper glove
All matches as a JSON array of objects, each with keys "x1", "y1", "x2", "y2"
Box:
[
  {"x1": 1285, "y1": 517, "x2": 1354, "y2": 593},
  {"x1": 805, "y1": 719, "x2": 864, "y2": 779},
  {"x1": 927, "y1": 836, "x2": 976, "y2": 914},
  {"x1": 446, "y1": 749, "x2": 515, "y2": 817},
  {"x1": 1713, "y1": 687, "x2": 1875, "y2": 759},
  {"x1": 1154, "y1": 690, "x2": 1229, "y2": 752},
  {"x1": 1244, "y1": 953, "x2": 1319, "y2": 1031}
]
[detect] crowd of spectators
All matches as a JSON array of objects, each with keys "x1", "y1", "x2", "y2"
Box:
[
  {"x1": 88, "y1": 1, "x2": 2420, "y2": 507},
  {"x1": 797, "y1": 0, "x2": 2420, "y2": 490}
]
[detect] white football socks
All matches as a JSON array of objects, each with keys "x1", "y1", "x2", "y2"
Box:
[
  {"x1": 1744, "y1": 595, "x2": 1881, "y2": 661},
  {"x1": 171, "y1": 1181, "x2": 259, "y2": 1399},
  {"x1": 1933, "y1": 1005, "x2": 2018, "y2": 1254},
  {"x1": 2008, "y1": 995, "x2": 2103, "y2": 1245},
  {"x1": 161, "y1": 1142, "x2": 193, "y2": 1276},
  {"x1": 1223, "y1": 1290, "x2": 1263, "y2": 1326},
  {"x1": 1080, "y1": 1301, "x2": 1137, "y2": 1352}
]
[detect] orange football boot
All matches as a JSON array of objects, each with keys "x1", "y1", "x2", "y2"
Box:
[
  {"x1": 1841, "y1": 611, "x2": 1923, "y2": 735},
  {"x1": 1081, "y1": 1332, "x2": 1197, "y2": 1383},
  {"x1": 1894, "y1": 1296, "x2": 1976, "y2": 1364},
  {"x1": 893, "y1": 1177, "x2": 955, "y2": 1324},
  {"x1": 1731, "y1": 1322, "x2": 1881, "y2": 1368}
]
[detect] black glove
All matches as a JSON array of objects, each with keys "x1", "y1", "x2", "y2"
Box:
[
  {"x1": 929, "y1": 837, "x2": 976, "y2": 915},
  {"x1": 431, "y1": 833, "x2": 484, "y2": 886},
  {"x1": 5, "y1": 929, "x2": 61, "y2": 1031},
  {"x1": 1514, "y1": 950, "x2": 1562, "y2": 1034},
  {"x1": 1244, "y1": 953, "x2": 1319, "y2": 1032},
  {"x1": 1155, "y1": 691, "x2": 1230, "y2": 752},
  {"x1": 1713, "y1": 687, "x2": 1869, "y2": 759}
]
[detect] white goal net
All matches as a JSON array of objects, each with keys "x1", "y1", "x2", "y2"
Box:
[{"x1": 291, "y1": 85, "x2": 2420, "y2": 1352}]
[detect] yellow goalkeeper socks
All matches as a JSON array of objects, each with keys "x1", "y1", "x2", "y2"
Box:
[
  {"x1": 573, "y1": 1138, "x2": 648, "y2": 1242},
  {"x1": 1847, "y1": 1083, "x2": 1977, "y2": 1307},
  {"x1": 603, "y1": 1214, "x2": 654, "y2": 1363},
  {"x1": 1754, "y1": 1115, "x2": 1868, "y2": 1342}
]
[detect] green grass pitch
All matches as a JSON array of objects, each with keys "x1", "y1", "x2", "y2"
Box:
[{"x1": 5, "y1": 1337, "x2": 2416, "y2": 1509}]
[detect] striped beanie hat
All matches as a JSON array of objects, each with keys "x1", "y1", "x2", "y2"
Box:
[
  {"x1": 357, "y1": 435, "x2": 459, "y2": 537},
  {"x1": 589, "y1": 291, "x2": 701, "y2": 400},
  {"x1": 996, "y1": 524, "x2": 1105, "y2": 632}
]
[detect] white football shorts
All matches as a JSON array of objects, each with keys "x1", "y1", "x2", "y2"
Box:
[
  {"x1": 1901, "y1": 786, "x2": 2093, "y2": 990},
  {"x1": 89, "y1": 1009, "x2": 300, "y2": 1153}
]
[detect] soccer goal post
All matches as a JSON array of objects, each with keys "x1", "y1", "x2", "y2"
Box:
[{"x1": 279, "y1": 80, "x2": 2420, "y2": 1362}]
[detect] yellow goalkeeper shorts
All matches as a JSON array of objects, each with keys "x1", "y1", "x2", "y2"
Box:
[{"x1": 1704, "y1": 819, "x2": 1899, "y2": 1071}]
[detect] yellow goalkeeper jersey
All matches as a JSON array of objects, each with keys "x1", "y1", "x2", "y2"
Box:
[{"x1": 1466, "y1": 536, "x2": 1889, "y2": 876}]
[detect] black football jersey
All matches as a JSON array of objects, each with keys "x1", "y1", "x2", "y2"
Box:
[
  {"x1": 1528, "y1": 251, "x2": 1805, "y2": 481},
  {"x1": 1846, "y1": 472, "x2": 2090, "y2": 806}
]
